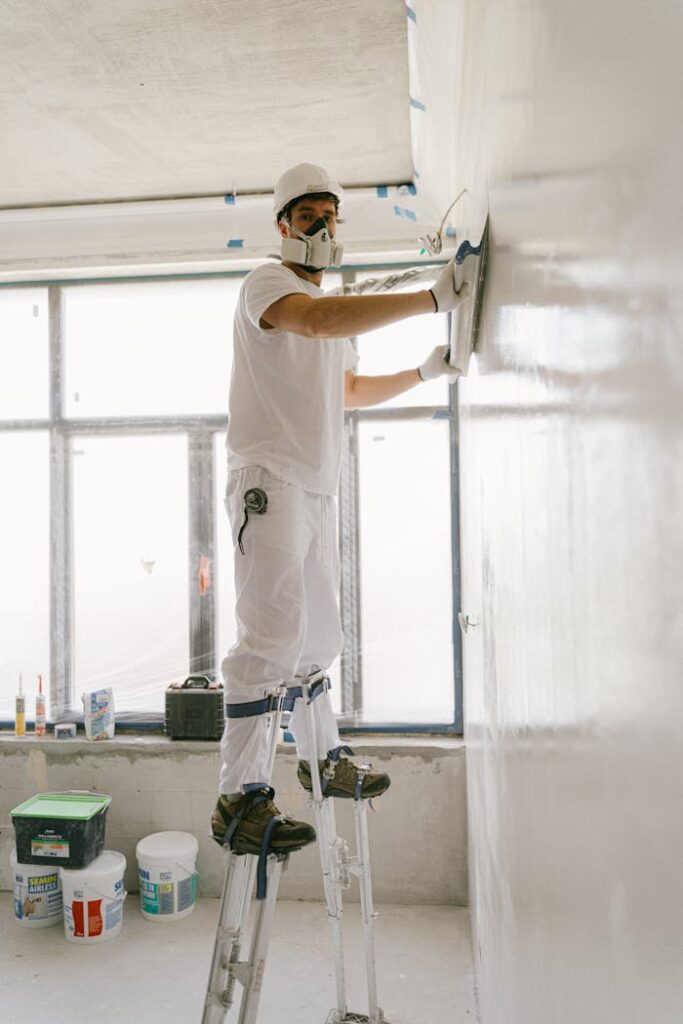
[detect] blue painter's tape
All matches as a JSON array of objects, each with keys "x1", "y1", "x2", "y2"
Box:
[
  {"x1": 226, "y1": 239, "x2": 244, "y2": 248},
  {"x1": 445, "y1": 226, "x2": 457, "y2": 238},
  {"x1": 224, "y1": 194, "x2": 236, "y2": 205},
  {"x1": 410, "y1": 96, "x2": 426, "y2": 111},
  {"x1": 376, "y1": 186, "x2": 389, "y2": 198},
  {"x1": 397, "y1": 183, "x2": 417, "y2": 196},
  {"x1": 393, "y1": 205, "x2": 417, "y2": 222},
  {"x1": 406, "y1": 3, "x2": 417, "y2": 23}
]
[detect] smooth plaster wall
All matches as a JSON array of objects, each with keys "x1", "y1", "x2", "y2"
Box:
[
  {"x1": 450, "y1": 1, "x2": 683, "y2": 1022},
  {"x1": 0, "y1": 736, "x2": 467, "y2": 906}
]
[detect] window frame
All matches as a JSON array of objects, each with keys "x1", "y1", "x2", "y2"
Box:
[{"x1": 0, "y1": 268, "x2": 463, "y2": 734}]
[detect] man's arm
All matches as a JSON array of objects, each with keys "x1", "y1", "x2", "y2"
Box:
[
  {"x1": 344, "y1": 342, "x2": 460, "y2": 409},
  {"x1": 260, "y1": 259, "x2": 468, "y2": 337},
  {"x1": 344, "y1": 368, "x2": 421, "y2": 409},
  {"x1": 262, "y1": 290, "x2": 436, "y2": 338}
]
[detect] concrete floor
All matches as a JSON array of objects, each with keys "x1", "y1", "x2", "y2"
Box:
[{"x1": 1, "y1": 893, "x2": 478, "y2": 1024}]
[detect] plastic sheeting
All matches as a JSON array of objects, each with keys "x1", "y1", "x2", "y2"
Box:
[{"x1": 0, "y1": 0, "x2": 475, "y2": 282}]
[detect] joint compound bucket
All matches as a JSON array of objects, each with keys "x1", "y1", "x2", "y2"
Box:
[
  {"x1": 60, "y1": 850, "x2": 126, "y2": 943},
  {"x1": 136, "y1": 831, "x2": 198, "y2": 921},
  {"x1": 11, "y1": 847, "x2": 62, "y2": 928}
]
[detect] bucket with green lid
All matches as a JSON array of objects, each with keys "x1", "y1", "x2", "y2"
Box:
[{"x1": 11, "y1": 792, "x2": 112, "y2": 869}]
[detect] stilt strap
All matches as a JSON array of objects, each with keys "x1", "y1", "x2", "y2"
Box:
[
  {"x1": 221, "y1": 786, "x2": 283, "y2": 900},
  {"x1": 255, "y1": 815, "x2": 284, "y2": 900},
  {"x1": 286, "y1": 676, "x2": 331, "y2": 704},
  {"x1": 321, "y1": 744, "x2": 355, "y2": 795},
  {"x1": 225, "y1": 677, "x2": 330, "y2": 718}
]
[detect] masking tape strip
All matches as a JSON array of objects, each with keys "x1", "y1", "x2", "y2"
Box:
[
  {"x1": 393, "y1": 205, "x2": 417, "y2": 222},
  {"x1": 224, "y1": 194, "x2": 236, "y2": 205},
  {"x1": 406, "y1": 4, "x2": 417, "y2": 23},
  {"x1": 376, "y1": 186, "x2": 389, "y2": 198},
  {"x1": 410, "y1": 96, "x2": 426, "y2": 111},
  {"x1": 397, "y1": 183, "x2": 417, "y2": 196},
  {"x1": 225, "y1": 239, "x2": 244, "y2": 248}
]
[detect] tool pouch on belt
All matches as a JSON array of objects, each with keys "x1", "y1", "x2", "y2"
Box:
[{"x1": 237, "y1": 487, "x2": 268, "y2": 554}]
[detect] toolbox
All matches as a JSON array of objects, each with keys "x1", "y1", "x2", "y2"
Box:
[
  {"x1": 11, "y1": 792, "x2": 112, "y2": 868},
  {"x1": 164, "y1": 675, "x2": 225, "y2": 740}
]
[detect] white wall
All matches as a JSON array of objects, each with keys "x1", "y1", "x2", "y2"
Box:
[
  {"x1": 452, "y1": 1, "x2": 683, "y2": 1022},
  {"x1": 0, "y1": 736, "x2": 467, "y2": 906}
]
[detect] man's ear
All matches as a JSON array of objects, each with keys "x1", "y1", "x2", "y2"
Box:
[{"x1": 277, "y1": 219, "x2": 288, "y2": 240}]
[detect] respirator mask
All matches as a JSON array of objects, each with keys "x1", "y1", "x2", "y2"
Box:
[{"x1": 280, "y1": 216, "x2": 344, "y2": 272}]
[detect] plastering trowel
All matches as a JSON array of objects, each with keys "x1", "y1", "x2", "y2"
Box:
[{"x1": 447, "y1": 215, "x2": 489, "y2": 376}]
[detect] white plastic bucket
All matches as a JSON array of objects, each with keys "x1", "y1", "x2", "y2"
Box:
[
  {"x1": 11, "y1": 847, "x2": 62, "y2": 928},
  {"x1": 136, "y1": 831, "x2": 198, "y2": 921},
  {"x1": 60, "y1": 850, "x2": 126, "y2": 943}
]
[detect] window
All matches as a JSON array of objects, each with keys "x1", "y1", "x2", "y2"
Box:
[
  {"x1": 357, "y1": 419, "x2": 455, "y2": 723},
  {"x1": 72, "y1": 435, "x2": 189, "y2": 711},
  {"x1": 0, "y1": 270, "x2": 461, "y2": 730},
  {"x1": 64, "y1": 279, "x2": 239, "y2": 418},
  {"x1": 0, "y1": 288, "x2": 49, "y2": 421},
  {"x1": 0, "y1": 432, "x2": 50, "y2": 719}
]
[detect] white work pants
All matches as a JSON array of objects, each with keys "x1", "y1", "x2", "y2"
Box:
[{"x1": 219, "y1": 466, "x2": 344, "y2": 794}]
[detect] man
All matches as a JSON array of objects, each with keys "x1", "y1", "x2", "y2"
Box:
[{"x1": 212, "y1": 163, "x2": 468, "y2": 856}]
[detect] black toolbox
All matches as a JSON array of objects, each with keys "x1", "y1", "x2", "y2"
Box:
[{"x1": 164, "y1": 676, "x2": 225, "y2": 740}]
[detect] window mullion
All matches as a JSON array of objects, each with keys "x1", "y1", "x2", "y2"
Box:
[
  {"x1": 49, "y1": 285, "x2": 74, "y2": 716},
  {"x1": 339, "y1": 412, "x2": 363, "y2": 721},
  {"x1": 188, "y1": 429, "x2": 216, "y2": 679},
  {"x1": 450, "y1": 376, "x2": 464, "y2": 731}
]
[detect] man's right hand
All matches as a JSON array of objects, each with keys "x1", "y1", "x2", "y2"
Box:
[{"x1": 429, "y1": 261, "x2": 470, "y2": 313}]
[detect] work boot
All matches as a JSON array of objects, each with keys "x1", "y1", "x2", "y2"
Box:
[
  {"x1": 298, "y1": 746, "x2": 391, "y2": 800},
  {"x1": 211, "y1": 787, "x2": 316, "y2": 855}
]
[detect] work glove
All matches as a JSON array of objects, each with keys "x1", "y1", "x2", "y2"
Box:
[
  {"x1": 429, "y1": 260, "x2": 470, "y2": 313},
  {"x1": 418, "y1": 344, "x2": 460, "y2": 382}
]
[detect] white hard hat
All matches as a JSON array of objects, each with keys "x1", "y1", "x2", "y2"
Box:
[{"x1": 273, "y1": 162, "x2": 344, "y2": 223}]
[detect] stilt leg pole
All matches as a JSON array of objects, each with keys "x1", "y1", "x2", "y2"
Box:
[
  {"x1": 202, "y1": 689, "x2": 287, "y2": 1024},
  {"x1": 236, "y1": 856, "x2": 286, "y2": 1024},
  {"x1": 297, "y1": 676, "x2": 392, "y2": 1024},
  {"x1": 353, "y1": 798, "x2": 380, "y2": 1021},
  {"x1": 300, "y1": 679, "x2": 349, "y2": 1020}
]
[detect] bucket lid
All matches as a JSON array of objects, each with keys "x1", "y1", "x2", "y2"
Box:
[
  {"x1": 60, "y1": 850, "x2": 126, "y2": 879},
  {"x1": 136, "y1": 831, "x2": 198, "y2": 862},
  {"x1": 11, "y1": 793, "x2": 111, "y2": 821}
]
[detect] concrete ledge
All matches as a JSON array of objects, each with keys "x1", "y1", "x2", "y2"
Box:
[{"x1": 0, "y1": 733, "x2": 467, "y2": 905}]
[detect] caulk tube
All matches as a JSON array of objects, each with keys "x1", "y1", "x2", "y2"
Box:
[
  {"x1": 35, "y1": 674, "x2": 46, "y2": 738},
  {"x1": 15, "y1": 674, "x2": 25, "y2": 737}
]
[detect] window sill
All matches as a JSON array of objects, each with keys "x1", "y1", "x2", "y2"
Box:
[{"x1": 0, "y1": 730, "x2": 465, "y2": 759}]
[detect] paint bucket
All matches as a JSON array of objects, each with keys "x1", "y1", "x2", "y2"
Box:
[
  {"x1": 60, "y1": 850, "x2": 126, "y2": 943},
  {"x1": 136, "y1": 831, "x2": 198, "y2": 921},
  {"x1": 11, "y1": 847, "x2": 63, "y2": 928}
]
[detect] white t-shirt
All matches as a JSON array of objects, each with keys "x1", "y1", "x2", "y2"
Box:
[{"x1": 227, "y1": 262, "x2": 358, "y2": 496}]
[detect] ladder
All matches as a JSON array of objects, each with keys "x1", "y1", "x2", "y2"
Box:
[{"x1": 201, "y1": 677, "x2": 393, "y2": 1023}]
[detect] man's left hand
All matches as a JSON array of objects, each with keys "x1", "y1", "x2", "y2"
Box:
[{"x1": 417, "y1": 344, "x2": 460, "y2": 382}]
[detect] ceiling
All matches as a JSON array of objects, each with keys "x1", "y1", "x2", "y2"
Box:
[{"x1": 0, "y1": 0, "x2": 414, "y2": 209}]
